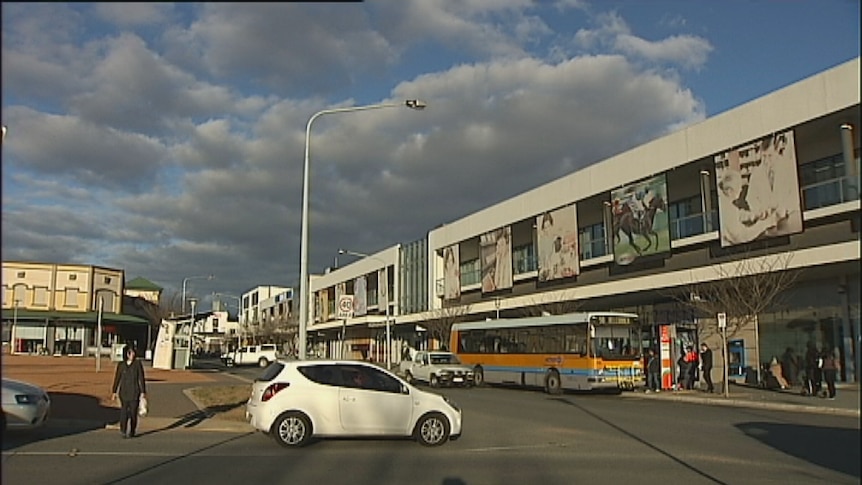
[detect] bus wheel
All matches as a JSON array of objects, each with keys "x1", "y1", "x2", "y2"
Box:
[
  {"x1": 545, "y1": 370, "x2": 562, "y2": 395},
  {"x1": 473, "y1": 366, "x2": 484, "y2": 387}
]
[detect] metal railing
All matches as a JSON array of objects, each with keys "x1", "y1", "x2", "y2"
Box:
[{"x1": 801, "y1": 175, "x2": 860, "y2": 210}]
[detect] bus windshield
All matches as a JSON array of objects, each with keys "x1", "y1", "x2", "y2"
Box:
[{"x1": 592, "y1": 324, "x2": 637, "y2": 360}]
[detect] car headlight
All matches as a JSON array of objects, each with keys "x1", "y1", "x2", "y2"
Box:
[
  {"x1": 443, "y1": 396, "x2": 460, "y2": 412},
  {"x1": 15, "y1": 394, "x2": 43, "y2": 405}
]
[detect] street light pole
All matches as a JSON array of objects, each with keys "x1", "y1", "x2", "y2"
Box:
[
  {"x1": 182, "y1": 275, "x2": 214, "y2": 314},
  {"x1": 298, "y1": 99, "x2": 427, "y2": 361},
  {"x1": 186, "y1": 298, "x2": 198, "y2": 369},
  {"x1": 338, "y1": 249, "x2": 392, "y2": 369}
]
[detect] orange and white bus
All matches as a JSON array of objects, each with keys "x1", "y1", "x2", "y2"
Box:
[{"x1": 450, "y1": 311, "x2": 644, "y2": 393}]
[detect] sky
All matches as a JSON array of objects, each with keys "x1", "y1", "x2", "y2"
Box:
[{"x1": 1, "y1": 1, "x2": 859, "y2": 308}]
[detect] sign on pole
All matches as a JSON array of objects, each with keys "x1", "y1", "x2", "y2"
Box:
[
  {"x1": 717, "y1": 312, "x2": 727, "y2": 329},
  {"x1": 337, "y1": 295, "x2": 355, "y2": 319}
]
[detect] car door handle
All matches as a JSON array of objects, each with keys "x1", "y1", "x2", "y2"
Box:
[{"x1": 342, "y1": 396, "x2": 355, "y2": 402}]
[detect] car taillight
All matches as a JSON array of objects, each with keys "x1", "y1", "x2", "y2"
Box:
[{"x1": 262, "y1": 382, "x2": 290, "y2": 402}]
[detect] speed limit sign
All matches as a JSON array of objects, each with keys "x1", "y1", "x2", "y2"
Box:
[{"x1": 337, "y1": 295, "x2": 355, "y2": 319}]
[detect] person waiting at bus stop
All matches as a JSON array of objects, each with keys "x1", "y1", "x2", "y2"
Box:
[
  {"x1": 646, "y1": 349, "x2": 661, "y2": 392},
  {"x1": 682, "y1": 346, "x2": 698, "y2": 390}
]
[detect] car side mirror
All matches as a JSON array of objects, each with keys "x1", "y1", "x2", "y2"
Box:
[{"x1": 401, "y1": 384, "x2": 410, "y2": 395}]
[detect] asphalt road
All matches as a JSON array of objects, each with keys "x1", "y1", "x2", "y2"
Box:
[{"x1": 2, "y1": 381, "x2": 858, "y2": 485}]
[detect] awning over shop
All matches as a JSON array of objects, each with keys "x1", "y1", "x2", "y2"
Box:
[{"x1": 1, "y1": 309, "x2": 149, "y2": 326}]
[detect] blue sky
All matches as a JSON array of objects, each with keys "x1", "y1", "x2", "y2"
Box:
[{"x1": 1, "y1": 1, "x2": 859, "y2": 306}]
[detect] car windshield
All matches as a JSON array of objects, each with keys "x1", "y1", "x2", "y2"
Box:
[{"x1": 429, "y1": 354, "x2": 461, "y2": 365}]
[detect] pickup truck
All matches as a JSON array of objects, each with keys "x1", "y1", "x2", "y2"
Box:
[
  {"x1": 400, "y1": 350, "x2": 474, "y2": 388},
  {"x1": 221, "y1": 344, "x2": 280, "y2": 368}
]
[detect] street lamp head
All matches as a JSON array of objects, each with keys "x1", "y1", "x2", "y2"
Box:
[
  {"x1": 405, "y1": 99, "x2": 427, "y2": 110},
  {"x1": 338, "y1": 249, "x2": 346, "y2": 255}
]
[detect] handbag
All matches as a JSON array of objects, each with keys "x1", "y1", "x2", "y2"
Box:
[{"x1": 139, "y1": 396, "x2": 148, "y2": 417}]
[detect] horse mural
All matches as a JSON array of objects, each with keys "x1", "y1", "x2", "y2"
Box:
[{"x1": 613, "y1": 195, "x2": 667, "y2": 255}]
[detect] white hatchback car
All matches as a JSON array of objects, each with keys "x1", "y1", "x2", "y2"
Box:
[
  {"x1": 246, "y1": 360, "x2": 462, "y2": 447},
  {"x1": 1, "y1": 378, "x2": 51, "y2": 432}
]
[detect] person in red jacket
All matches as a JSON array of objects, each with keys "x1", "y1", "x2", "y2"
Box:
[{"x1": 682, "y1": 346, "x2": 699, "y2": 390}]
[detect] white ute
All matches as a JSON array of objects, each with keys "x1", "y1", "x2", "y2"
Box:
[
  {"x1": 400, "y1": 350, "x2": 474, "y2": 388},
  {"x1": 222, "y1": 344, "x2": 280, "y2": 368}
]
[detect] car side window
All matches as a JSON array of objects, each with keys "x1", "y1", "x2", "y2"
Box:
[
  {"x1": 335, "y1": 365, "x2": 401, "y2": 393},
  {"x1": 299, "y1": 365, "x2": 341, "y2": 386}
]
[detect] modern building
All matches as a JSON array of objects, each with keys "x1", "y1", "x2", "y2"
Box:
[
  {"x1": 1, "y1": 261, "x2": 150, "y2": 356},
  {"x1": 308, "y1": 58, "x2": 860, "y2": 383},
  {"x1": 240, "y1": 285, "x2": 294, "y2": 345}
]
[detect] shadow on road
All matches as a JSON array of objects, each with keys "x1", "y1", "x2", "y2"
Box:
[
  {"x1": 2, "y1": 392, "x2": 117, "y2": 450},
  {"x1": 735, "y1": 421, "x2": 860, "y2": 479}
]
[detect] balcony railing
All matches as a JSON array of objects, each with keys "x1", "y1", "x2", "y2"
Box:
[
  {"x1": 670, "y1": 210, "x2": 717, "y2": 240},
  {"x1": 801, "y1": 175, "x2": 860, "y2": 211}
]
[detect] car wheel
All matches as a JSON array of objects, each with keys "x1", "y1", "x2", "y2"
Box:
[
  {"x1": 258, "y1": 357, "x2": 269, "y2": 368},
  {"x1": 272, "y1": 412, "x2": 312, "y2": 448},
  {"x1": 405, "y1": 371, "x2": 414, "y2": 384},
  {"x1": 414, "y1": 413, "x2": 450, "y2": 447},
  {"x1": 545, "y1": 369, "x2": 562, "y2": 395},
  {"x1": 430, "y1": 375, "x2": 439, "y2": 388},
  {"x1": 473, "y1": 366, "x2": 484, "y2": 387}
]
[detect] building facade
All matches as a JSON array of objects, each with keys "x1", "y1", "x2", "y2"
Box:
[
  {"x1": 240, "y1": 285, "x2": 294, "y2": 345},
  {"x1": 1, "y1": 261, "x2": 150, "y2": 356},
  {"x1": 306, "y1": 58, "x2": 860, "y2": 382}
]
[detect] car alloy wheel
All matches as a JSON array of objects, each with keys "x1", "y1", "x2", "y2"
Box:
[
  {"x1": 273, "y1": 412, "x2": 312, "y2": 447},
  {"x1": 415, "y1": 413, "x2": 450, "y2": 446}
]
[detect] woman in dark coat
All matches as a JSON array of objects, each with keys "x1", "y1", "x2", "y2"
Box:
[{"x1": 111, "y1": 345, "x2": 147, "y2": 438}]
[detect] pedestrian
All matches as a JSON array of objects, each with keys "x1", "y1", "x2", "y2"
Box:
[
  {"x1": 780, "y1": 347, "x2": 799, "y2": 387},
  {"x1": 769, "y1": 356, "x2": 789, "y2": 389},
  {"x1": 682, "y1": 346, "x2": 698, "y2": 390},
  {"x1": 804, "y1": 342, "x2": 821, "y2": 397},
  {"x1": 647, "y1": 349, "x2": 661, "y2": 393},
  {"x1": 699, "y1": 343, "x2": 714, "y2": 393},
  {"x1": 111, "y1": 345, "x2": 147, "y2": 438},
  {"x1": 820, "y1": 347, "x2": 839, "y2": 400}
]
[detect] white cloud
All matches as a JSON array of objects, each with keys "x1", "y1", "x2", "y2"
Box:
[
  {"x1": 573, "y1": 11, "x2": 712, "y2": 70},
  {"x1": 93, "y1": 3, "x2": 174, "y2": 27}
]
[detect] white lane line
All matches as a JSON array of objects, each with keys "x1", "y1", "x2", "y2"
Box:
[{"x1": 3, "y1": 451, "x2": 176, "y2": 457}]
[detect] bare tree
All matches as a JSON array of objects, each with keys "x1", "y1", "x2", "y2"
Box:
[
  {"x1": 518, "y1": 290, "x2": 581, "y2": 317},
  {"x1": 673, "y1": 250, "x2": 801, "y2": 340},
  {"x1": 671, "y1": 250, "x2": 801, "y2": 386},
  {"x1": 425, "y1": 304, "x2": 473, "y2": 350}
]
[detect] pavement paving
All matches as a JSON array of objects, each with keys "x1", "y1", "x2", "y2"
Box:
[{"x1": 3, "y1": 354, "x2": 858, "y2": 436}]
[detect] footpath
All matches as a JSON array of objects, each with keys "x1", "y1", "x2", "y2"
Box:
[
  {"x1": 1, "y1": 354, "x2": 253, "y2": 434},
  {"x1": 2, "y1": 355, "x2": 859, "y2": 435}
]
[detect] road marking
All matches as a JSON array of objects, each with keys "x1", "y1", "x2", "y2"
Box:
[
  {"x1": 463, "y1": 442, "x2": 571, "y2": 453},
  {"x1": 3, "y1": 451, "x2": 177, "y2": 457}
]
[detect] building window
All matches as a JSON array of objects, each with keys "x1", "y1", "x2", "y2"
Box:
[
  {"x1": 800, "y1": 154, "x2": 860, "y2": 210},
  {"x1": 668, "y1": 196, "x2": 705, "y2": 240},
  {"x1": 252, "y1": 292, "x2": 259, "y2": 305},
  {"x1": 579, "y1": 223, "x2": 606, "y2": 259},
  {"x1": 17, "y1": 271, "x2": 25, "y2": 278},
  {"x1": 460, "y1": 259, "x2": 481, "y2": 286},
  {"x1": 64, "y1": 288, "x2": 78, "y2": 307},
  {"x1": 69, "y1": 274, "x2": 77, "y2": 281},
  {"x1": 104, "y1": 276, "x2": 112, "y2": 284},
  {"x1": 212, "y1": 318, "x2": 219, "y2": 332},
  {"x1": 33, "y1": 287, "x2": 49, "y2": 307},
  {"x1": 513, "y1": 243, "x2": 537, "y2": 274}
]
